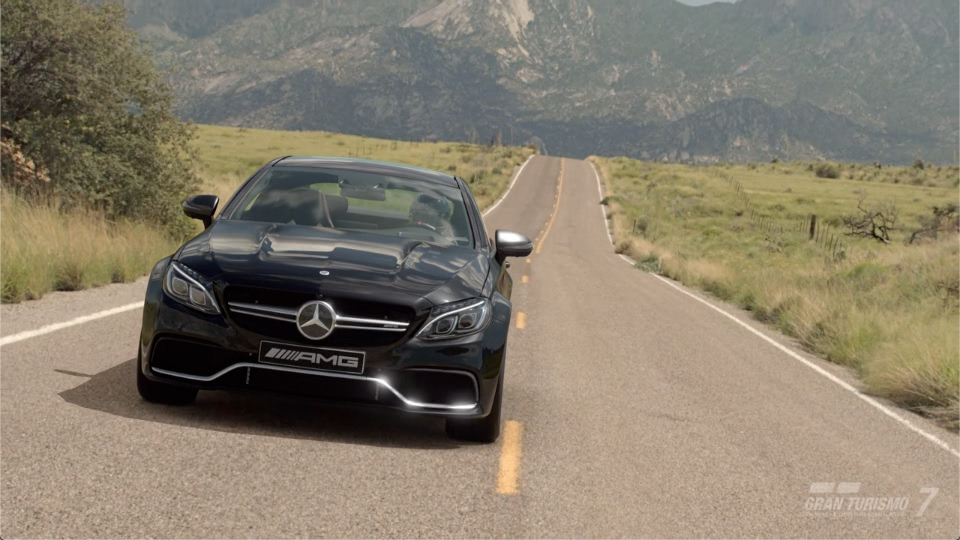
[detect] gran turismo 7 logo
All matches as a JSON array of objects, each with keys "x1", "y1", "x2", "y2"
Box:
[{"x1": 803, "y1": 482, "x2": 939, "y2": 517}]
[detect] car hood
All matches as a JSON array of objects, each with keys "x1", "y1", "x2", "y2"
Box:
[{"x1": 176, "y1": 220, "x2": 489, "y2": 308}]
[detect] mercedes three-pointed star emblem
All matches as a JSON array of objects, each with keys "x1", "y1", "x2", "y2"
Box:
[{"x1": 296, "y1": 300, "x2": 336, "y2": 340}]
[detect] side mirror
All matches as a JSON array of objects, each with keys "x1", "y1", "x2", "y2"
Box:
[
  {"x1": 494, "y1": 230, "x2": 532, "y2": 264},
  {"x1": 183, "y1": 194, "x2": 219, "y2": 229}
]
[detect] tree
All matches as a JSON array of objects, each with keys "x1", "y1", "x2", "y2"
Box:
[
  {"x1": 1, "y1": 0, "x2": 197, "y2": 234},
  {"x1": 907, "y1": 203, "x2": 959, "y2": 245},
  {"x1": 842, "y1": 191, "x2": 898, "y2": 244}
]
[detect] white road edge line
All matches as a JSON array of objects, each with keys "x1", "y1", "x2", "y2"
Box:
[
  {"x1": 0, "y1": 301, "x2": 144, "y2": 348},
  {"x1": 589, "y1": 161, "x2": 615, "y2": 246},
  {"x1": 652, "y1": 275, "x2": 960, "y2": 458},
  {"x1": 587, "y1": 159, "x2": 960, "y2": 458},
  {"x1": 483, "y1": 155, "x2": 534, "y2": 217},
  {"x1": 0, "y1": 156, "x2": 535, "y2": 349}
]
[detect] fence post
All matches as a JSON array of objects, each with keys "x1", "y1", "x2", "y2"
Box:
[{"x1": 809, "y1": 214, "x2": 817, "y2": 240}]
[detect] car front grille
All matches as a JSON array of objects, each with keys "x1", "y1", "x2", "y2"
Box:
[{"x1": 222, "y1": 285, "x2": 419, "y2": 347}]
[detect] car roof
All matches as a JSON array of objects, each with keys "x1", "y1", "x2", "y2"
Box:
[{"x1": 274, "y1": 156, "x2": 458, "y2": 187}]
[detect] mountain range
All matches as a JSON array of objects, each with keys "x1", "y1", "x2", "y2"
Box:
[{"x1": 127, "y1": 0, "x2": 959, "y2": 164}]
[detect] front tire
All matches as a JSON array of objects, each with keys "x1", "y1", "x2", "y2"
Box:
[
  {"x1": 445, "y1": 371, "x2": 503, "y2": 443},
  {"x1": 137, "y1": 352, "x2": 198, "y2": 405}
]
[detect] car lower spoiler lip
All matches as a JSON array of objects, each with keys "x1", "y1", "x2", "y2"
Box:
[{"x1": 150, "y1": 362, "x2": 478, "y2": 412}]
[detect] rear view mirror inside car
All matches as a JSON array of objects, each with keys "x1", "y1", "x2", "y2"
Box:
[{"x1": 340, "y1": 182, "x2": 387, "y2": 201}]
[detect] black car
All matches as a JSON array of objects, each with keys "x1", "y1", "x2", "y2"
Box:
[{"x1": 136, "y1": 157, "x2": 532, "y2": 442}]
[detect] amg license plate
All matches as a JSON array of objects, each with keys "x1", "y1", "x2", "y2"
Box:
[{"x1": 258, "y1": 341, "x2": 365, "y2": 375}]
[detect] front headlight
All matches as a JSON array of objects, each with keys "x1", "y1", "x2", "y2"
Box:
[
  {"x1": 416, "y1": 298, "x2": 491, "y2": 340},
  {"x1": 163, "y1": 262, "x2": 220, "y2": 314}
]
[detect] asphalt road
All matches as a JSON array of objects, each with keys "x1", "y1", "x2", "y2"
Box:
[{"x1": 1, "y1": 156, "x2": 957, "y2": 538}]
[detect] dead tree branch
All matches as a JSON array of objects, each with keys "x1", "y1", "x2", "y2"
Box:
[
  {"x1": 842, "y1": 192, "x2": 898, "y2": 243},
  {"x1": 907, "y1": 203, "x2": 960, "y2": 244}
]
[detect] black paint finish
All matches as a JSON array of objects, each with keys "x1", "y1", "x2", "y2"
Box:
[{"x1": 139, "y1": 157, "x2": 531, "y2": 419}]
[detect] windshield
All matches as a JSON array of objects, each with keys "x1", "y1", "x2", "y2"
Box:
[{"x1": 228, "y1": 167, "x2": 472, "y2": 247}]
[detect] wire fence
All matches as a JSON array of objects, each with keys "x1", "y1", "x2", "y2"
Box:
[{"x1": 710, "y1": 169, "x2": 846, "y2": 259}]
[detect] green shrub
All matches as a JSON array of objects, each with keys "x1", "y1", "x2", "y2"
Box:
[
  {"x1": 633, "y1": 216, "x2": 649, "y2": 234},
  {"x1": 1, "y1": 0, "x2": 198, "y2": 235},
  {"x1": 815, "y1": 163, "x2": 839, "y2": 179}
]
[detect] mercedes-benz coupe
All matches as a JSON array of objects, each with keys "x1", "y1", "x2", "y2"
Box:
[{"x1": 136, "y1": 157, "x2": 531, "y2": 442}]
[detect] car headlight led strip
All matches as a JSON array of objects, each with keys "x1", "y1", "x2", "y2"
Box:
[{"x1": 416, "y1": 298, "x2": 491, "y2": 340}]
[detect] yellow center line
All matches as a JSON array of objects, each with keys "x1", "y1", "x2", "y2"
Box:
[
  {"x1": 515, "y1": 312, "x2": 527, "y2": 329},
  {"x1": 534, "y1": 159, "x2": 564, "y2": 254},
  {"x1": 496, "y1": 420, "x2": 524, "y2": 495},
  {"x1": 521, "y1": 275, "x2": 528, "y2": 284}
]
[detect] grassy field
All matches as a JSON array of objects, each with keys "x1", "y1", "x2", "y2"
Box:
[
  {"x1": 0, "y1": 125, "x2": 535, "y2": 303},
  {"x1": 590, "y1": 157, "x2": 960, "y2": 428}
]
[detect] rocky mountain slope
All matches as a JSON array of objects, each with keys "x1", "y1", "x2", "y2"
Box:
[{"x1": 128, "y1": 0, "x2": 959, "y2": 164}]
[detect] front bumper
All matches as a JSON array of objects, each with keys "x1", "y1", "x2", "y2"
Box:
[
  {"x1": 152, "y1": 361, "x2": 478, "y2": 411},
  {"x1": 138, "y1": 278, "x2": 511, "y2": 418}
]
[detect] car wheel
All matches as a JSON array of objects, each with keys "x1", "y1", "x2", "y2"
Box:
[
  {"x1": 136, "y1": 352, "x2": 198, "y2": 405},
  {"x1": 445, "y1": 370, "x2": 503, "y2": 443}
]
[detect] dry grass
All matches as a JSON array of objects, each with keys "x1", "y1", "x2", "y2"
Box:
[
  {"x1": 592, "y1": 156, "x2": 960, "y2": 428},
  {"x1": 0, "y1": 193, "x2": 177, "y2": 302},
  {"x1": 1, "y1": 125, "x2": 535, "y2": 303}
]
